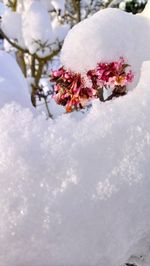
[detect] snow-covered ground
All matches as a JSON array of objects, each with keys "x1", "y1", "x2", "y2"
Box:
[{"x1": 0, "y1": 48, "x2": 150, "y2": 265}]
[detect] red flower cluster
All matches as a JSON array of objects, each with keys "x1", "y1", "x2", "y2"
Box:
[
  {"x1": 88, "y1": 57, "x2": 134, "y2": 88},
  {"x1": 50, "y1": 67, "x2": 96, "y2": 112},
  {"x1": 50, "y1": 57, "x2": 134, "y2": 112}
]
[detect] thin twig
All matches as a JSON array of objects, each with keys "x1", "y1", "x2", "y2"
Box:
[{"x1": 44, "y1": 97, "x2": 53, "y2": 119}]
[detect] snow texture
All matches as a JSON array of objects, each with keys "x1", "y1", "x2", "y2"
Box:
[
  {"x1": 0, "y1": 59, "x2": 150, "y2": 266},
  {"x1": 61, "y1": 7, "x2": 150, "y2": 89}
]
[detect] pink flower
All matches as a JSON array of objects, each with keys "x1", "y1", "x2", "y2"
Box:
[
  {"x1": 50, "y1": 57, "x2": 134, "y2": 112},
  {"x1": 126, "y1": 70, "x2": 134, "y2": 83}
]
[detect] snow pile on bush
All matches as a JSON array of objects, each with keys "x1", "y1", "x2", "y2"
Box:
[
  {"x1": 61, "y1": 7, "x2": 150, "y2": 89},
  {"x1": 0, "y1": 61, "x2": 150, "y2": 266},
  {"x1": 22, "y1": 1, "x2": 53, "y2": 55}
]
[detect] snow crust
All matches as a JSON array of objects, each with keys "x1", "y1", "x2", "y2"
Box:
[
  {"x1": 61, "y1": 8, "x2": 150, "y2": 89},
  {"x1": 0, "y1": 61, "x2": 150, "y2": 266}
]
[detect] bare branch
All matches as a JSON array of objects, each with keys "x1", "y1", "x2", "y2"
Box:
[{"x1": 0, "y1": 28, "x2": 29, "y2": 54}]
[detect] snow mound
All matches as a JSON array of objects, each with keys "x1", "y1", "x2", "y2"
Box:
[
  {"x1": 0, "y1": 51, "x2": 32, "y2": 109},
  {"x1": 61, "y1": 8, "x2": 150, "y2": 89},
  {"x1": 0, "y1": 61, "x2": 150, "y2": 266}
]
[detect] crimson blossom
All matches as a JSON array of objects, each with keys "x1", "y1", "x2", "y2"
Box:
[{"x1": 50, "y1": 57, "x2": 134, "y2": 112}]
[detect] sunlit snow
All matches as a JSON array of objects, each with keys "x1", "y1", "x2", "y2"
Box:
[
  {"x1": 1, "y1": 2, "x2": 150, "y2": 266},
  {"x1": 0, "y1": 60, "x2": 150, "y2": 266}
]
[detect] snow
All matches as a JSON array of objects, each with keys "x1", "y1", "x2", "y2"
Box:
[
  {"x1": 1, "y1": 10, "x2": 23, "y2": 44},
  {"x1": 0, "y1": 2, "x2": 6, "y2": 16},
  {"x1": 1, "y1": 1, "x2": 60, "y2": 57},
  {"x1": 1, "y1": 2, "x2": 150, "y2": 265},
  {"x1": 51, "y1": 0, "x2": 65, "y2": 15},
  {"x1": 119, "y1": 1, "x2": 126, "y2": 10},
  {"x1": 0, "y1": 60, "x2": 150, "y2": 266},
  {"x1": 0, "y1": 0, "x2": 67, "y2": 57},
  {"x1": 142, "y1": 0, "x2": 150, "y2": 17},
  {"x1": 61, "y1": 7, "x2": 150, "y2": 89},
  {"x1": 51, "y1": 17, "x2": 70, "y2": 42},
  {"x1": 0, "y1": 51, "x2": 32, "y2": 109},
  {"x1": 41, "y1": 0, "x2": 53, "y2": 9},
  {"x1": 22, "y1": 1, "x2": 54, "y2": 56}
]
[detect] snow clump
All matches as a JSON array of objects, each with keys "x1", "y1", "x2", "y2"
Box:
[{"x1": 61, "y1": 7, "x2": 150, "y2": 89}]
